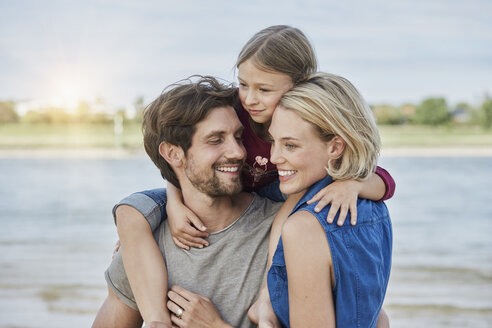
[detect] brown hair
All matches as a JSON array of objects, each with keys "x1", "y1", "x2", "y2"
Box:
[
  {"x1": 236, "y1": 25, "x2": 318, "y2": 85},
  {"x1": 143, "y1": 76, "x2": 238, "y2": 188}
]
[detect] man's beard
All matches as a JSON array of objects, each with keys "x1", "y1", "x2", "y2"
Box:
[{"x1": 184, "y1": 158, "x2": 243, "y2": 197}]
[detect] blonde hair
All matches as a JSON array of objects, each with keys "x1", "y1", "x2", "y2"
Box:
[
  {"x1": 236, "y1": 25, "x2": 317, "y2": 85},
  {"x1": 279, "y1": 72, "x2": 381, "y2": 180}
]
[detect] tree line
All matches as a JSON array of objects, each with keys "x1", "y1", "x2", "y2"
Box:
[
  {"x1": 368, "y1": 97, "x2": 492, "y2": 129},
  {"x1": 1, "y1": 96, "x2": 492, "y2": 129}
]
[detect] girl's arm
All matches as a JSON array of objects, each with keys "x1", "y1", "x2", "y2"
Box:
[
  {"x1": 282, "y1": 211, "x2": 336, "y2": 327},
  {"x1": 166, "y1": 183, "x2": 209, "y2": 250},
  {"x1": 115, "y1": 204, "x2": 171, "y2": 325},
  {"x1": 307, "y1": 166, "x2": 396, "y2": 225}
]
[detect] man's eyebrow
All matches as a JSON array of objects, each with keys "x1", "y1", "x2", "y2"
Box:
[{"x1": 203, "y1": 130, "x2": 226, "y2": 139}]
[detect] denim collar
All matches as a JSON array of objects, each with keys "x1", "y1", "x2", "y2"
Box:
[{"x1": 290, "y1": 175, "x2": 334, "y2": 216}]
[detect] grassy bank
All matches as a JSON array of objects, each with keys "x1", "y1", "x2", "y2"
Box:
[
  {"x1": 1, "y1": 123, "x2": 492, "y2": 149},
  {"x1": 379, "y1": 125, "x2": 492, "y2": 147},
  {"x1": 0, "y1": 122, "x2": 143, "y2": 149}
]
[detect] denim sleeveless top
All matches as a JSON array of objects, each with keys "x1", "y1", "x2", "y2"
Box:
[{"x1": 267, "y1": 176, "x2": 392, "y2": 327}]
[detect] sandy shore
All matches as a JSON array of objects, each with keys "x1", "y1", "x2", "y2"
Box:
[{"x1": 1, "y1": 146, "x2": 492, "y2": 158}]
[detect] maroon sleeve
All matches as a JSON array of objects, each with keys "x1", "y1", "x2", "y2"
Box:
[{"x1": 375, "y1": 166, "x2": 396, "y2": 201}]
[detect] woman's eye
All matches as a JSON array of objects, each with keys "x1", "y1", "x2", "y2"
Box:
[
  {"x1": 285, "y1": 143, "x2": 297, "y2": 150},
  {"x1": 209, "y1": 139, "x2": 222, "y2": 144}
]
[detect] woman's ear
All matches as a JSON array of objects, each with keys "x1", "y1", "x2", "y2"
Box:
[
  {"x1": 327, "y1": 136, "x2": 346, "y2": 159},
  {"x1": 159, "y1": 142, "x2": 184, "y2": 167}
]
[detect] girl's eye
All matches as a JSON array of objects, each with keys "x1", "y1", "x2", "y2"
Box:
[{"x1": 285, "y1": 143, "x2": 297, "y2": 150}]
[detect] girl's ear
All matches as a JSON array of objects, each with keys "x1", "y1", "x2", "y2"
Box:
[
  {"x1": 327, "y1": 136, "x2": 346, "y2": 159},
  {"x1": 159, "y1": 142, "x2": 184, "y2": 167}
]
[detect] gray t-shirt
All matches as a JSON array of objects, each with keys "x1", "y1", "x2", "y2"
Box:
[{"x1": 105, "y1": 193, "x2": 281, "y2": 328}]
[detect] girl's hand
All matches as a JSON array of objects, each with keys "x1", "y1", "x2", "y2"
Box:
[
  {"x1": 167, "y1": 286, "x2": 232, "y2": 328},
  {"x1": 166, "y1": 202, "x2": 209, "y2": 250},
  {"x1": 306, "y1": 179, "x2": 362, "y2": 226}
]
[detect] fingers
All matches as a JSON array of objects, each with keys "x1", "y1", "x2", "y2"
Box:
[
  {"x1": 187, "y1": 215, "x2": 207, "y2": 232},
  {"x1": 173, "y1": 237, "x2": 191, "y2": 250},
  {"x1": 171, "y1": 223, "x2": 209, "y2": 249},
  {"x1": 170, "y1": 285, "x2": 200, "y2": 301},
  {"x1": 306, "y1": 191, "x2": 324, "y2": 205},
  {"x1": 175, "y1": 235, "x2": 209, "y2": 249},
  {"x1": 168, "y1": 288, "x2": 190, "y2": 310},
  {"x1": 182, "y1": 225, "x2": 209, "y2": 241},
  {"x1": 336, "y1": 203, "x2": 349, "y2": 226},
  {"x1": 167, "y1": 299, "x2": 184, "y2": 318},
  {"x1": 349, "y1": 204, "x2": 357, "y2": 226},
  {"x1": 169, "y1": 310, "x2": 184, "y2": 328},
  {"x1": 325, "y1": 202, "x2": 340, "y2": 224}
]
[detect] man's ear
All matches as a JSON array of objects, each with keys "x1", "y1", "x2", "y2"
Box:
[
  {"x1": 327, "y1": 136, "x2": 346, "y2": 159},
  {"x1": 159, "y1": 142, "x2": 184, "y2": 167}
]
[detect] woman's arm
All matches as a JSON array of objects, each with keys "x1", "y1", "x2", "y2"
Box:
[
  {"x1": 115, "y1": 204, "x2": 172, "y2": 325},
  {"x1": 282, "y1": 211, "x2": 336, "y2": 327},
  {"x1": 248, "y1": 193, "x2": 302, "y2": 328}
]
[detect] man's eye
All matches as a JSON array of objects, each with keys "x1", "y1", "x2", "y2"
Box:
[{"x1": 259, "y1": 88, "x2": 270, "y2": 92}]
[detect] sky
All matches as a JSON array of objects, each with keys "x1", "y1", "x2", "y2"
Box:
[{"x1": 1, "y1": 0, "x2": 491, "y2": 111}]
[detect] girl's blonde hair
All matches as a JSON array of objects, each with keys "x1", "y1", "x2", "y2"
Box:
[
  {"x1": 279, "y1": 72, "x2": 381, "y2": 180},
  {"x1": 236, "y1": 25, "x2": 317, "y2": 85}
]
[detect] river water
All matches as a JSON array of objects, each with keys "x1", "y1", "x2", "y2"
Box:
[{"x1": 0, "y1": 155, "x2": 491, "y2": 327}]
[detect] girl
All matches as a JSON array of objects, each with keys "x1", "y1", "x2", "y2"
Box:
[{"x1": 114, "y1": 26, "x2": 395, "y2": 326}]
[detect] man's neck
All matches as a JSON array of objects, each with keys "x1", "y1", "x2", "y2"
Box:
[{"x1": 181, "y1": 190, "x2": 253, "y2": 233}]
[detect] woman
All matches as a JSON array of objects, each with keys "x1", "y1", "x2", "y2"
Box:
[{"x1": 266, "y1": 72, "x2": 393, "y2": 327}]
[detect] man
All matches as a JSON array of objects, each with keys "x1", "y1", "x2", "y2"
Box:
[{"x1": 92, "y1": 76, "x2": 281, "y2": 328}]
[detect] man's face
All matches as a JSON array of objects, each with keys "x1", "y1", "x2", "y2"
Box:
[{"x1": 183, "y1": 106, "x2": 246, "y2": 197}]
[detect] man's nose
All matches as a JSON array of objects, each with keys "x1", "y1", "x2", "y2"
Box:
[{"x1": 225, "y1": 138, "x2": 246, "y2": 160}]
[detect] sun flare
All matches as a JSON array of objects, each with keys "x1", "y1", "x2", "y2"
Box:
[{"x1": 46, "y1": 69, "x2": 93, "y2": 110}]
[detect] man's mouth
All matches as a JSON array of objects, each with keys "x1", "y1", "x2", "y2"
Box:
[{"x1": 216, "y1": 166, "x2": 240, "y2": 173}]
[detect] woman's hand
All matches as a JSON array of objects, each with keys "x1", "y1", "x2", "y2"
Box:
[
  {"x1": 166, "y1": 202, "x2": 209, "y2": 250},
  {"x1": 143, "y1": 322, "x2": 174, "y2": 328},
  {"x1": 306, "y1": 179, "x2": 362, "y2": 226},
  {"x1": 248, "y1": 286, "x2": 280, "y2": 328},
  {"x1": 167, "y1": 286, "x2": 232, "y2": 328}
]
